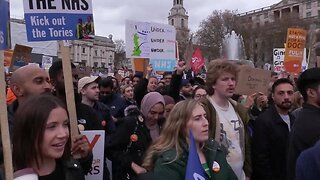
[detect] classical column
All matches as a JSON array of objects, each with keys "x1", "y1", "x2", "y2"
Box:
[{"x1": 73, "y1": 44, "x2": 78, "y2": 62}]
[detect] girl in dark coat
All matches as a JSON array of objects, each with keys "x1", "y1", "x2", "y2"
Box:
[{"x1": 12, "y1": 95, "x2": 85, "y2": 180}]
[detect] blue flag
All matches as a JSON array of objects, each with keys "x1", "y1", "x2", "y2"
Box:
[{"x1": 185, "y1": 130, "x2": 206, "y2": 180}]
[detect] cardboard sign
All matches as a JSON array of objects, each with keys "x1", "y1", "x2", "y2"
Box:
[
  {"x1": 23, "y1": 0, "x2": 94, "y2": 41},
  {"x1": 235, "y1": 66, "x2": 271, "y2": 95},
  {"x1": 82, "y1": 130, "x2": 105, "y2": 180},
  {"x1": 0, "y1": 0, "x2": 10, "y2": 50},
  {"x1": 4, "y1": 49, "x2": 13, "y2": 67},
  {"x1": 10, "y1": 44, "x2": 33, "y2": 71},
  {"x1": 284, "y1": 28, "x2": 306, "y2": 73},
  {"x1": 76, "y1": 65, "x2": 92, "y2": 78}
]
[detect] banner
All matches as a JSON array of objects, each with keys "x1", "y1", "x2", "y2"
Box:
[
  {"x1": 126, "y1": 20, "x2": 176, "y2": 71},
  {"x1": 82, "y1": 130, "x2": 105, "y2": 180},
  {"x1": 273, "y1": 48, "x2": 307, "y2": 73},
  {"x1": 191, "y1": 48, "x2": 204, "y2": 74},
  {"x1": 284, "y1": 28, "x2": 306, "y2": 73},
  {"x1": 23, "y1": 0, "x2": 94, "y2": 41},
  {"x1": 0, "y1": 0, "x2": 11, "y2": 50}
]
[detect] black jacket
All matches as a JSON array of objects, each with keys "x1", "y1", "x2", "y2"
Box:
[
  {"x1": 105, "y1": 115, "x2": 152, "y2": 180},
  {"x1": 252, "y1": 105, "x2": 295, "y2": 180},
  {"x1": 134, "y1": 78, "x2": 149, "y2": 108},
  {"x1": 168, "y1": 72, "x2": 184, "y2": 103},
  {"x1": 61, "y1": 158, "x2": 86, "y2": 180},
  {"x1": 287, "y1": 103, "x2": 320, "y2": 180}
]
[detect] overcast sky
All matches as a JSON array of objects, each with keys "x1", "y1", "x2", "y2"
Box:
[{"x1": 10, "y1": 0, "x2": 280, "y2": 40}]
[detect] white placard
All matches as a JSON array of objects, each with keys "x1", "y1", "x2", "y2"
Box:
[{"x1": 82, "y1": 130, "x2": 105, "y2": 180}]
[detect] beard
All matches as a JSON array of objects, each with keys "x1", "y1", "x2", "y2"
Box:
[{"x1": 276, "y1": 100, "x2": 292, "y2": 110}]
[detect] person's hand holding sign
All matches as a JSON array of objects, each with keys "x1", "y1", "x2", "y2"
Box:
[{"x1": 71, "y1": 134, "x2": 90, "y2": 159}]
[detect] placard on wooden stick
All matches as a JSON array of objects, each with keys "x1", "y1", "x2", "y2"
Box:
[
  {"x1": 0, "y1": 50, "x2": 14, "y2": 180},
  {"x1": 235, "y1": 66, "x2": 271, "y2": 95},
  {"x1": 59, "y1": 41, "x2": 79, "y2": 138}
]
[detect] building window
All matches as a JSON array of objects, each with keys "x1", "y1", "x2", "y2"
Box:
[
  {"x1": 171, "y1": 19, "x2": 174, "y2": 25},
  {"x1": 264, "y1": 13, "x2": 268, "y2": 18},
  {"x1": 306, "y1": 2, "x2": 311, "y2": 9},
  {"x1": 95, "y1": 50, "x2": 98, "y2": 56},
  {"x1": 318, "y1": 10, "x2": 320, "y2": 18},
  {"x1": 181, "y1": 19, "x2": 184, "y2": 28},
  {"x1": 318, "y1": 0, "x2": 320, "y2": 7},
  {"x1": 94, "y1": 62, "x2": 98, "y2": 67},
  {"x1": 82, "y1": 48, "x2": 85, "y2": 53},
  {"x1": 101, "y1": 62, "x2": 105, "y2": 68},
  {"x1": 306, "y1": 12, "x2": 312, "y2": 17}
]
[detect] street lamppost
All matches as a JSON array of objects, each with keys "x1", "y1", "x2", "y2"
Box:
[{"x1": 108, "y1": 55, "x2": 113, "y2": 73}]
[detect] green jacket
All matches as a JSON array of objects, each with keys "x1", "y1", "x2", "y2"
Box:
[
  {"x1": 201, "y1": 97, "x2": 252, "y2": 177},
  {"x1": 153, "y1": 139, "x2": 237, "y2": 180}
]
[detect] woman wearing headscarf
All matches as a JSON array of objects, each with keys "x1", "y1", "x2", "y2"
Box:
[{"x1": 105, "y1": 92, "x2": 165, "y2": 180}]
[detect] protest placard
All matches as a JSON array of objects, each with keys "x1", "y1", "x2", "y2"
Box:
[
  {"x1": 0, "y1": 1, "x2": 13, "y2": 179},
  {"x1": 10, "y1": 44, "x2": 33, "y2": 71},
  {"x1": 4, "y1": 49, "x2": 13, "y2": 67},
  {"x1": 0, "y1": 0, "x2": 11, "y2": 50},
  {"x1": 23, "y1": 0, "x2": 94, "y2": 41},
  {"x1": 235, "y1": 66, "x2": 271, "y2": 95},
  {"x1": 41, "y1": 55, "x2": 53, "y2": 71},
  {"x1": 284, "y1": 28, "x2": 306, "y2": 73},
  {"x1": 273, "y1": 48, "x2": 307, "y2": 73},
  {"x1": 82, "y1": 130, "x2": 105, "y2": 180},
  {"x1": 76, "y1": 65, "x2": 92, "y2": 78},
  {"x1": 126, "y1": 20, "x2": 176, "y2": 71}
]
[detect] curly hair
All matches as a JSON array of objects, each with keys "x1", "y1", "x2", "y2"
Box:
[{"x1": 205, "y1": 59, "x2": 238, "y2": 96}]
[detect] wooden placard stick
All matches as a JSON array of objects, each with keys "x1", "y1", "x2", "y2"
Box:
[
  {"x1": 59, "y1": 41, "x2": 79, "y2": 138},
  {"x1": 0, "y1": 50, "x2": 13, "y2": 180}
]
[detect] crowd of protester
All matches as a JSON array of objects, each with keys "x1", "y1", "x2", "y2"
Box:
[{"x1": 2, "y1": 58, "x2": 320, "y2": 180}]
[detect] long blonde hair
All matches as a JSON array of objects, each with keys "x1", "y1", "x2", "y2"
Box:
[{"x1": 142, "y1": 99, "x2": 201, "y2": 170}]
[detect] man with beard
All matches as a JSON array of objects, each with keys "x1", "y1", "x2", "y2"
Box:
[
  {"x1": 252, "y1": 78, "x2": 295, "y2": 180},
  {"x1": 99, "y1": 77, "x2": 127, "y2": 118},
  {"x1": 287, "y1": 68, "x2": 320, "y2": 180},
  {"x1": 179, "y1": 79, "x2": 193, "y2": 100}
]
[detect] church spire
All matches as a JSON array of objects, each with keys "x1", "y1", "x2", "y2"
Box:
[{"x1": 173, "y1": 0, "x2": 183, "y2": 6}]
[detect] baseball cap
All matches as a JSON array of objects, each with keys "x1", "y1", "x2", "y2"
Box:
[{"x1": 78, "y1": 76, "x2": 101, "y2": 93}]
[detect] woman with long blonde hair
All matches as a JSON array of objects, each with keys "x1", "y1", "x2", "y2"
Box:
[{"x1": 142, "y1": 99, "x2": 236, "y2": 180}]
